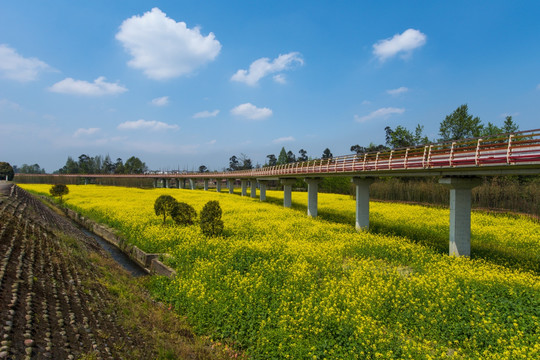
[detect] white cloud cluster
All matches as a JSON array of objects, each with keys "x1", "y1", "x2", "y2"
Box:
[
  {"x1": 373, "y1": 29, "x2": 426, "y2": 61},
  {"x1": 117, "y1": 119, "x2": 179, "y2": 131},
  {"x1": 74, "y1": 128, "x2": 100, "y2": 137},
  {"x1": 0, "y1": 44, "x2": 50, "y2": 82},
  {"x1": 272, "y1": 136, "x2": 295, "y2": 144},
  {"x1": 193, "y1": 109, "x2": 219, "y2": 118},
  {"x1": 116, "y1": 7, "x2": 221, "y2": 80},
  {"x1": 231, "y1": 103, "x2": 272, "y2": 120},
  {"x1": 49, "y1": 76, "x2": 127, "y2": 96},
  {"x1": 151, "y1": 96, "x2": 169, "y2": 106},
  {"x1": 355, "y1": 107, "x2": 405, "y2": 123},
  {"x1": 387, "y1": 86, "x2": 409, "y2": 95},
  {"x1": 231, "y1": 52, "x2": 303, "y2": 86}
]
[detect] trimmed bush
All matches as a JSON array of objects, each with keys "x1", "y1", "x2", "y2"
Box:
[
  {"x1": 49, "y1": 184, "x2": 69, "y2": 203},
  {"x1": 200, "y1": 200, "x2": 224, "y2": 237},
  {"x1": 154, "y1": 195, "x2": 178, "y2": 224},
  {"x1": 172, "y1": 202, "x2": 197, "y2": 226}
]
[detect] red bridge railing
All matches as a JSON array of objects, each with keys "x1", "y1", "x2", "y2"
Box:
[{"x1": 215, "y1": 128, "x2": 540, "y2": 178}]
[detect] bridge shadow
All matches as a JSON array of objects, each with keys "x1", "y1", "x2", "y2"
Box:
[{"x1": 261, "y1": 195, "x2": 539, "y2": 275}]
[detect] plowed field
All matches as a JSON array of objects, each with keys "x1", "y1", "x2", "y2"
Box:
[{"x1": 0, "y1": 183, "x2": 227, "y2": 359}]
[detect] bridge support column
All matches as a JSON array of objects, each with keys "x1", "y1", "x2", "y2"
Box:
[
  {"x1": 154, "y1": 179, "x2": 158, "y2": 188},
  {"x1": 250, "y1": 181, "x2": 257, "y2": 198},
  {"x1": 281, "y1": 178, "x2": 296, "y2": 208},
  {"x1": 216, "y1": 180, "x2": 221, "y2": 192},
  {"x1": 305, "y1": 178, "x2": 322, "y2": 218},
  {"x1": 352, "y1": 177, "x2": 375, "y2": 231},
  {"x1": 241, "y1": 180, "x2": 248, "y2": 196},
  {"x1": 164, "y1": 179, "x2": 170, "y2": 188},
  {"x1": 204, "y1": 179, "x2": 209, "y2": 191},
  {"x1": 258, "y1": 180, "x2": 269, "y2": 201},
  {"x1": 189, "y1": 178, "x2": 195, "y2": 190},
  {"x1": 228, "y1": 179, "x2": 234, "y2": 194},
  {"x1": 439, "y1": 177, "x2": 482, "y2": 257}
]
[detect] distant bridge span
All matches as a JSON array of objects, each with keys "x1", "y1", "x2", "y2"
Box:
[{"x1": 19, "y1": 129, "x2": 540, "y2": 257}]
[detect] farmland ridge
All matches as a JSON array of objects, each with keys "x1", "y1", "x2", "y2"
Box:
[{"x1": 0, "y1": 183, "x2": 227, "y2": 359}]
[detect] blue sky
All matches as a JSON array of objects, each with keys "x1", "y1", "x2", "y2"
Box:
[{"x1": 1, "y1": 1, "x2": 539, "y2": 172}]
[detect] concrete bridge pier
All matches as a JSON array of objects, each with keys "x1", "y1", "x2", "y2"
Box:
[
  {"x1": 164, "y1": 179, "x2": 170, "y2": 188},
  {"x1": 241, "y1": 179, "x2": 248, "y2": 196},
  {"x1": 439, "y1": 177, "x2": 482, "y2": 257},
  {"x1": 154, "y1": 179, "x2": 158, "y2": 188},
  {"x1": 228, "y1": 179, "x2": 234, "y2": 194},
  {"x1": 305, "y1": 178, "x2": 322, "y2": 217},
  {"x1": 352, "y1": 177, "x2": 375, "y2": 231},
  {"x1": 189, "y1": 178, "x2": 195, "y2": 190},
  {"x1": 216, "y1": 180, "x2": 222, "y2": 192},
  {"x1": 258, "y1": 180, "x2": 269, "y2": 201},
  {"x1": 281, "y1": 178, "x2": 296, "y2": 208},
  {"x1": 204, "y1": 179, "x2": 209, "y2": 191},
  {"x1": 250, "y1": 181, "x2": 257, "y2": 198}
]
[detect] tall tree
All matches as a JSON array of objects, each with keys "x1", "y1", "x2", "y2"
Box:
[
  {"x1": 322, "y1": 148, "x2": 333, "y2": 159},
  {"x1": 298, "y1": 149, "x2": 308, "y2": 162},
  {"x1": 124, "y1": 156, "x2": 147, "y2": 174},
  {"x1": 0, "y1": 162, "x2": 14, "y2": 181},
  {"x1": 114, "y1": 158, "x2": 125, "y2": 174},
  {"x1": 277, "y1": 147, "x2": 288, "y2": 165},
  {"x1": 228, "y1": 155, "x2": 239, "y2": 171},
  {"x1": 198, "y1": 165, "x2": 209, "y2": 173},
  {"x1": 502, "y1": 116, "x2": 519, "y2": 133},
  {"x1": 439, "y1": 104, "x2": 483, "y2": 141},
  {"x1": 239, "y1": 153, "x2": 253, "y2": 170},
  {"x1": 286, "y1": 151, "x2": 296, "y2": 163},
  {"x1": 385, "y1": 124, "x2": 429, "y2": 148},
  {"x1": 266, "y1": 154, "x2": 277, "y2": 166},
  {"x1": 102, "y1": 155, "x2": 115, "y2": 173}
]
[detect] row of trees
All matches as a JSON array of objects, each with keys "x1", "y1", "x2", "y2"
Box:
[
  {"x1": 56, "y1": 154, "x2": 148, "y2": 174},
  {"x1": 350, "y1": 104, "x2": 520, "y2": 154}
]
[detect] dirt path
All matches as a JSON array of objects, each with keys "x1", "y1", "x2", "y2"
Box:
[{"x1": 0, "y1": 184, "x2": 229, "y2": 359}]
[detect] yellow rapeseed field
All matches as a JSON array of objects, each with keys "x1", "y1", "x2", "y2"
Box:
[{"x1": 21, "y1": 184, "x2": 540, "y2": 359}]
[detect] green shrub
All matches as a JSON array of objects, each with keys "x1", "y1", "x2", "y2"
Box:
[
  {"x1": 49, "y1": 184, "x2": 69, "y2": 203},
  {"x1": 172, "y1": 202, "x2": 197, "y2": 226},
  {"x1": 154, "y1": 195, "x2": 178, "y2": 224},
  {"x1": 200, "y1": 200, "x2": 224, "y2": 237}
]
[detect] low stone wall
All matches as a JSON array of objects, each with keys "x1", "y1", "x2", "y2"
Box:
[{"x1": 62, "y1": 206, "x2": 176, "y2": 278}]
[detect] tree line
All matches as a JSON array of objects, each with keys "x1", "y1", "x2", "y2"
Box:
[{"x1": 56, "y1": 154, "x2": 148, "y2": 174}]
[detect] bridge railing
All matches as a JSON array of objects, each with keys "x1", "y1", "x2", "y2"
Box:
[{"x1": 222, "y1": 128, "x2": 540, "y2": 178}]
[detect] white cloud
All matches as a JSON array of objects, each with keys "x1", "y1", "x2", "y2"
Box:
[
  {"x1": 49, "y1": 76, "x2": 127, "y2": 96},
  {"x1": 0, "y1": 99, "x2": 22, "y2": 111},
  {"x1": 537, "y1": 83, "x2": 540, "y2": 90},
  {"x1": 207, "y1": 139, "x2": 216, "y2": 145},
  {"x1": 272, "y1": 136, "x2": 295, "y2": 144},
  {"x1": 193, "y1": 109, "x2": 219, "y2": 118},
  {"x1": 231, "y1": 52, "x2": 303, "y2": 86},
  {"x1": 355, "y1": 107, "x2": 405, "y2": 123},
  {"x1": 361, "y1": 100, "x2": 371, "y2": 105},
  {"x1": 387, "y1": 86, "x2": 409, "y2": 95},
  {"x1": 74, "y1": 128, "x2": 100, "y2": 137},
  {"x1": 151, "y1": 96, "x2": 169, "y2": 106},
  {"x1": 373, "y1": 29, "x2": 426, "y2": 61},
  {"x1": 273, "y1": 74, "x2": 286, "y2": 84},
  {"x1": 230, "y1": 103, "x2": 272, "y2": 120},
  {"x1": 116, "y1": 7, "x2": 221, "y2": 80},
  {"x1": 117, "y1": 119, "x2": 179, "y2": 131},
  {"x1": 0, "y1": 44, "x2": 50, "y2": 82}
]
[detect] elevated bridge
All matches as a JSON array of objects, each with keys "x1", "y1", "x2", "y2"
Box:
[{"x1": 18, "y1": 129, "x2": 540, "y2": 257}]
